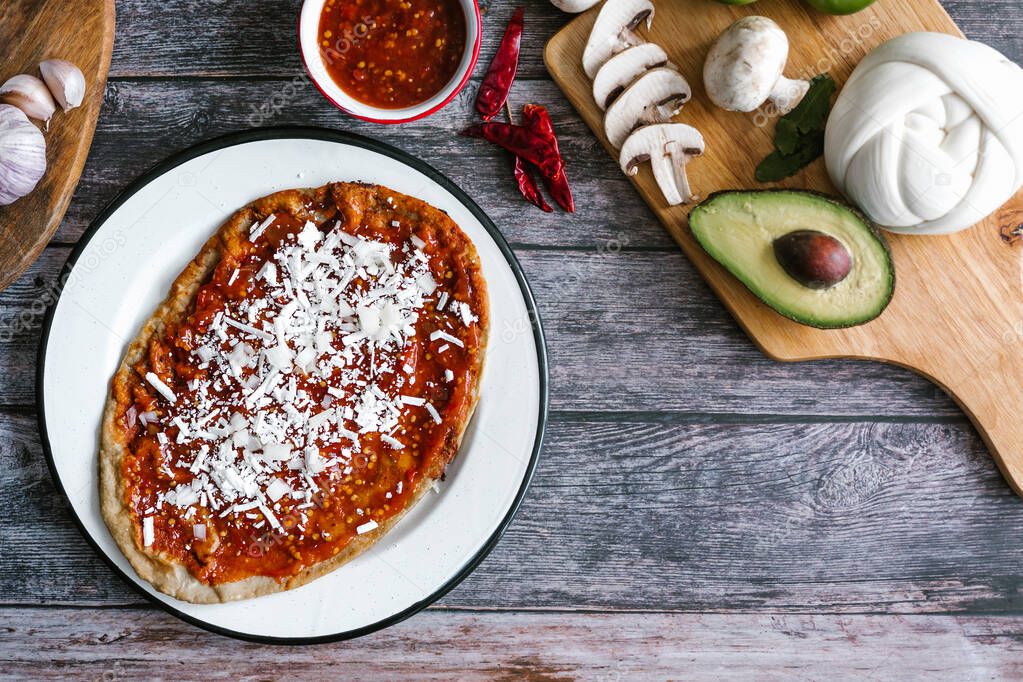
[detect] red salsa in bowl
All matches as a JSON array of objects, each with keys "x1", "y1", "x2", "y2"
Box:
[{"x1": 318, "y1": 0, "x2": 468, "y2": 110}]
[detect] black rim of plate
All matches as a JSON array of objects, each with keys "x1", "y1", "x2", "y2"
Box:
[{"x1": 35, "y1": 126, "x2": 549, "y2": 645}]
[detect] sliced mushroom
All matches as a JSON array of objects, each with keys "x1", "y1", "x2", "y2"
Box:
[
  {"x1": 582, "y1": 0, "x2": 655, "y2": 79},
  {"x1": 703, "y1": 16, "x2": 809, "y2": 114},
  {"x1": 619, "y1": 123, "x2": 705, "y2": 206},
  {"x1": 592, "y1": 43, "x2": 675, "y2": 110},
  {"x1": 550, "y1": 0, "x2": 602, "y2": 12},
  {"x1": 603, "y1": 67, "x2": 691, "y2": 148}
]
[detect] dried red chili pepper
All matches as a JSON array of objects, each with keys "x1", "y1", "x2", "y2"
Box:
[
  {"x1": 461, "y1": 123, "x2": 562, "y2": 177},
  {"x1": 514, "y1": 156, "x2": 553, "y2": 212},
  {"x1": 462, "y1": 122, "x2": 575, "y2": 212},
  {"x1": 475, "y1": 7, "x2": 525, "y2": 121},
  {"x1": 521, "y1": 104, "x2": 575, "y2": 213},
  {"x1": 504, "y1": 101, "x2": 551, "y2": 212}
]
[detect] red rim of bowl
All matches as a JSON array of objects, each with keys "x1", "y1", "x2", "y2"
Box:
[{"x1": 297, "y1": 0, "x2": 482, "y2": 125}]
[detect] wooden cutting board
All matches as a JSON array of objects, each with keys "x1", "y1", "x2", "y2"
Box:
[
  {"x1": 0, "y1": 0, "x2": 115, "y2": 292},
  {"x1": 546, "y1": 1, "x2": 1023, "y2": 493}
]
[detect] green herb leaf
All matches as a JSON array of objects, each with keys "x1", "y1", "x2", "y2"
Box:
[
  {"x1": 756, "y1": 131, "x2": 825, "y2": 182},
  {"x1": 758, "y1": 74, "x2": 836, "y2": 180},
  {"x1": 785, "y1": 75, "x2": 835, "y2": 129},
  {"x1": 774, "y1": 117, "x2": 801, "y2": 156}
]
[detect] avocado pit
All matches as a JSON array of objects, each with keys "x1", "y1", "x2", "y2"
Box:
[{"x1": 773, "y1": 229, "x2": 852, "y2": 290}]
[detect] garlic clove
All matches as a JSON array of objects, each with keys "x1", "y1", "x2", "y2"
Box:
[
  {"x1": 0, "y1": 74, "x2": 57, "y2": 125},
  {"x1": 0, "y1": 104, "x2": 47, "y2": 206},
  {"x1": 39, "y1": 59, "x2": 86, "y2": 112}
]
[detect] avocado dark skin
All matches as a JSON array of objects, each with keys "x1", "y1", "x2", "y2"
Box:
[{"x1": 773, "y1": 230, "x2": 852, "y2": 290}]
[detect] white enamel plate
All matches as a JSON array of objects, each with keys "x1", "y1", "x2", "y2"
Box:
[{"x1": 38, "y1": 129, "x2": 547, "y2": 643}]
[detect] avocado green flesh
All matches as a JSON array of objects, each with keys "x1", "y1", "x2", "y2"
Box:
[{"x1": 690, "y1": 191, "x2": 894, "y2": 329}]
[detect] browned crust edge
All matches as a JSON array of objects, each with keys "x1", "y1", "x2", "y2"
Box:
[{"x1": 99, "y1": 183, "x2": 489, "y2": 604}]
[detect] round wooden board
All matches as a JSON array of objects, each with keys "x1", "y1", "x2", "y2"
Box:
[{"x1": 0, "y1": 0, "x2": 115, "y2": 292}]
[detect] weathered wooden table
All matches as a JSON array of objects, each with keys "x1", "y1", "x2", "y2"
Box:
[{"x1": 2, "y1": 0, "x2": 1022, "y2": 677}]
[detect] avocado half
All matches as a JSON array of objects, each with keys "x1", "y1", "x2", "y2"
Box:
[{"x1": 689, "y1": 190, "x2": 895, "y2": 329}]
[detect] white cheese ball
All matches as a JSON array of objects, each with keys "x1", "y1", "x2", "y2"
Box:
[{"x1": 824, "y1": 32, "x2": 1023, "y2": 235}]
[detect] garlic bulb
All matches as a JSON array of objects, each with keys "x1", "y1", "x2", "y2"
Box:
[
  {"x1": 0, "y1": 74, "x2": 57, "y2": 125},
  {"x1": 0, "y1": 104, "x2": 47, "y2": 206},
  {"x1": 39, "y1": 59, "x2": 86, "y2": 111}
]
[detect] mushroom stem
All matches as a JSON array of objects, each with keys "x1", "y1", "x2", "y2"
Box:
[
  {"x1": 619, "y1": 124, "x2": 705, "y2": 206},
  {"x1": 650, "y1": 154, "x2": 686, "y2": 205},
  {"x1": 669, "y1": 143, "x2": 697, "y2": 203},
  {"x1": 768, "y1": 76, "x2": 810, "y2": 114},
  {"x1": 650, "y1": 144, "x2": 700, "y2": 205}
]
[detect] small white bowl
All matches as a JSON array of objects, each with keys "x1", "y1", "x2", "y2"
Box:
[{"x1": 299, "y1": 0, "x2": 481, "y2": 124}]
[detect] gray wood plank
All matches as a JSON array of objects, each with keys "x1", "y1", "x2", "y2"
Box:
[
  {"x1": 3, "y1": 247, "x2": 957, "y2": 415},
  {"x1": 944, "y1": 1, "x2": 1022, "y2": 57},
  {"x1": 56, "y1": 77, "x2": 669, "y2": 248},
  {"x1": 6, "y1": 409, "x2": 1022, "y2": 611},
  {"x1": 104, "y1": 0, "x2": 1020, "y2": 78},
  {"x1": 2, "y1": 608, "x2": 1023, "y2": 679}
]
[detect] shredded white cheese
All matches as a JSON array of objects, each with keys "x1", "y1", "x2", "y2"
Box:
[
  {"x1": 249, "y1": 214, "x2": 276, "y2": 242},
  {"x1": 145, "y1": 372, "x2": 177, "y2": 404},
  {"x1": 142, "y1": 516, "x2": 155, "y2": 546},
  {"x1": 430, "y1": 330, "x2": 464, "y2": 348}
]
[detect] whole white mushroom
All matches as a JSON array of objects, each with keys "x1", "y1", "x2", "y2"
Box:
[
  {"x1": 703, "y1": 16, "x2": 809, "y2": 115},
  {"x1": 825, "y1": 32, "x2": 1023, "y2": 235}
]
